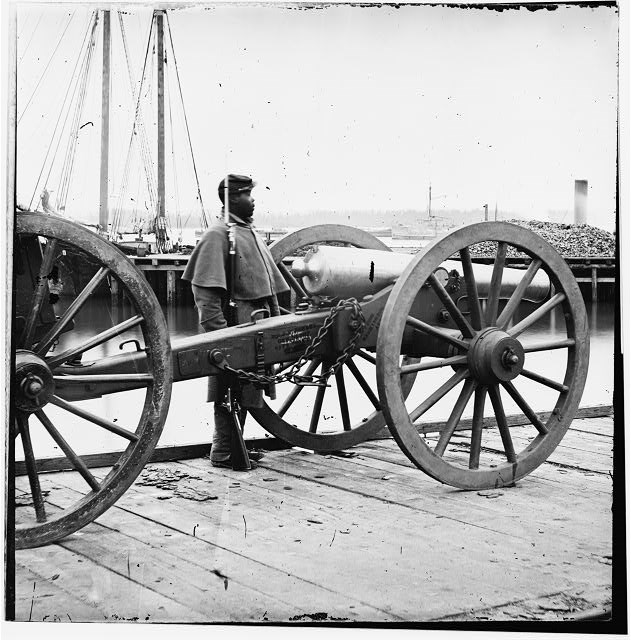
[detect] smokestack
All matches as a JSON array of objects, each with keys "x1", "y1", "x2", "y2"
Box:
[{"x1": 574, "y1": 180, "x2": 588, "y2": 224}]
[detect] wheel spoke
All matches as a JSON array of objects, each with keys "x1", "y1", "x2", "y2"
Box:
[
  {"x1": 469, "y1": 385, "x2": 487, "y2": 469},
  {"x1": 406, "y1": 316, "x2": 469, "y2": 352},
  {"x1": 400, "y1": 355, "x2": 468, "y2": 375},
  {"x1": 335, "y1": 366, "x2": 352, "y2": 431},
  {"x1": 428, "y1": 273, "x2": 475, "y2": 338},
  {"x1": 521, "y1": 338, "x2": 575, "y2": 353},
  {"x1": 520, "y1": 368, "x2": 569, "y2": 393},
  {"x1": 501, "y1": 381, "x2": 548, "y2": 435},
  {"x1": 355, "y1": 349, "x2": 377, "y2": 365},
  {"x1": 53, "y1": 373, "x2": 153, "y2": 384},
  {"x1": 484, "y1": 241, "x2": 507, "y2": 326},
  {"x1": 488, "y1": 385, "x2": 516, "y2": 463},
  {"x1": 46, "y1": 315, "x2": 144, "y2": 369},
  {"x1": 34, "y1": 267, "x2": 110, "y2": 356},
  {"x1": 409, "y1": 368, "x2": 470, "y2": 422},
  {"x1": 496, "y1": 259, "x2": 543, "y2": 330},
  {"x1": 34, "y1": 410, "x2": 101, "y2": 492},
  {"x1": 277, "y1": 261, "x2": 308, "y2": 301},
  {"x1": 277, "y1": 358, "x2": 321, "y2": 417},
  {"x1": 508, "y1": 292, "x2": 566, "y2": 338},
  {"x1": 434, "y1": 379, "x2": 476, "y2": 457},
  {"x1": 20, "y1": 238, "x2": 59, "y2": 349},
  {"x1": 345, "y1": 358, "x2": 380, "y2": 410},
  {"x1": 17, "y1": 414, "x2": 47, "y2": 522},
  {"x1": 48, "y1": 395, "x2": 140, "y2": 441},
  {"x1": 459, "y1": 247, "x2": 484, "y2": 330},
  {"x1": 308, "y1": 364, "x2": 328, "y2": 433}
]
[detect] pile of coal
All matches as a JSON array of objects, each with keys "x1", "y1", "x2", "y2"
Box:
[{"x1": 468, "y1": 219, "x2": 615, "y2": 258}]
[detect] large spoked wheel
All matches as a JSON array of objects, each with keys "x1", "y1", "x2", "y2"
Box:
[
  {"x1": 377, "y1": 222, "x2": 589, "y2": 490},
  {"x1": 13, "y1": 212, "x2": 172, "y2": 548},
  {"x1": 248, "y1": 224, "x2": 419, "y2": 451}
]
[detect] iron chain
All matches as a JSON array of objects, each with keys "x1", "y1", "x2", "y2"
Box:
[{"x1": 224, "y1": 298, "x2": 365, "y2": 387}]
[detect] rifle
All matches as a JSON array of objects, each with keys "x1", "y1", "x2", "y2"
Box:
[
  {"x1": 223, "y1": 176, "x2": 251, "y2": 470},
  {"x1": 224, "y1": 386, "x2": 251, "y2": 471},
  {"x1": 224, "y1": 176, "x2": 238, "y2": 327}
]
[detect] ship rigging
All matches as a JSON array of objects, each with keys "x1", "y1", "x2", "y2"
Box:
[{"x1": 18, "y1": 7, "x2": 208, "y2": 254}]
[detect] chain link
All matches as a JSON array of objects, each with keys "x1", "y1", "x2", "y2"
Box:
[{"x1": 224, "y1": 298, "x2": 365, "y2": 387}]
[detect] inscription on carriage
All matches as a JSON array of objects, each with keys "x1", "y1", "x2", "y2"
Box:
[{"x1": 272, "y1": 324, "x2": 318, "y2": 354}]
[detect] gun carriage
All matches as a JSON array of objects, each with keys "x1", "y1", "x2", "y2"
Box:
[{"x1": 12, "y1": 212, "x2": 589, "y2": 549}]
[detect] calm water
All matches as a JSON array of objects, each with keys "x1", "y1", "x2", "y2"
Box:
[{"x1": 16, "y1": 296, "x2": 615, "y2": 460}]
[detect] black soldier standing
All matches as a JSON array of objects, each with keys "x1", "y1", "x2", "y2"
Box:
[{"x1": 182, "y1": 174, "x2": 289, "y2": 469}]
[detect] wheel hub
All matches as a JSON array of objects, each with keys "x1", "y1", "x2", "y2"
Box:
[
  {"x1": 15, "y1": 349, "x2": 55, "y2": 412},
  {"x1": 467, "y1": 327, "x2": 525, "y2": 384}
]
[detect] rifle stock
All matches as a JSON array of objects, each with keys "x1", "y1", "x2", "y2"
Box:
[{"x1": 226, "y1": 387, "x2": 251, "y2": 471}]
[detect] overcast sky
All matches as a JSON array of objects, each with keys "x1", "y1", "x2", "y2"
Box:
[{"x1": 14, "y1": 1, "x2": 618, "y2": 230}]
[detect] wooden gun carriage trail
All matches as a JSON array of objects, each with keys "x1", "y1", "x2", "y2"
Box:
[{"x1": 13, "y1": 212, "x2": 590, "y2": 550}]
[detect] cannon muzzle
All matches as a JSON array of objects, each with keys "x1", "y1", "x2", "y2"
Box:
[{"x1": 292, "y1": 245, "x2": 551, "y2": 303}]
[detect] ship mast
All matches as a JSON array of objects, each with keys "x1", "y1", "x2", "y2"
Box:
[
  {"x1": 99, "y1": 10, "x2": 111, "y2": 232},
  {"x1": 98, "y1": 9, "x2": 178, "y2": 247},
  {"x1": 156, "y1": 9, "x2": 166, "y2": 223}
]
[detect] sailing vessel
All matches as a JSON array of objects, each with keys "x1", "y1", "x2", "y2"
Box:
[{"x1": 17, "y1": 7, "x2": 208, "y2": 255}]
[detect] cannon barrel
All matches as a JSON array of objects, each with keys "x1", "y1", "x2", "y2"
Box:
[{"x1": 292, "y1": 245, "x2": 551, "y2": 303}]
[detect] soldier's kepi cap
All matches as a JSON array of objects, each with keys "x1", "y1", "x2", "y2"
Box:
[{"x1": 218, "y1": 174, "x2": 256, "y2": 200}]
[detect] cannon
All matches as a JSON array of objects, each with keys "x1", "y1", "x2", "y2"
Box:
[{"x1": 12, "y1": 212, "x2": 589, "y2": 548}]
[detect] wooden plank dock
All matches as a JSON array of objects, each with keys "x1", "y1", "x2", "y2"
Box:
[{"x1": 12, "y1": 414, "x2": 615, "y2": 626}]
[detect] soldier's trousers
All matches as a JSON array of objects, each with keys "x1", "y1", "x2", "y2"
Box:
[{"x1": 207, "y1": 298, "x2": 276, "y2": 463}]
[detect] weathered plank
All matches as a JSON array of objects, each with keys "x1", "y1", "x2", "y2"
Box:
[
  {"x1": 34, "y1": 458, "x2": 610, "y2": 621},
  {"x1": 187, "y1": 455, "x2": 611, "y2": 586},
  {"x1": 352, "y1": 439, "x2": 613, "y2": 498},
  {"x1": 31, "y1": 473, "x2": 408, "y2": 621},
  {"x1": 14, "y1": 565, "x2": 101, "y2": 622},
  {"x1": 570, "y1": 416, "x2": 615, "y2": 437},
  {"x1": 243, "y1": 448, "x2": 611, "y2": 548},
  {"x1": 360, "y1": 423, "x2": 614, "y2": 488},
  {"x1": 12, "y1": 422, "x2": 613, "y2": 624},
  {"x1": 14, "y1": 541, "x2": 206, "y2": 622},
  {"x1": 433, "y1": 582, "x2": 612, "y2": 622},
  {"x1": 59, "y1": 519, "x2": 320, "y2": 622},
  {"x1": 370, "y1": 405, "x2": 613, "y2": 439},
  {"x1": 28, "y1": 483, "x2": 396, "y2": 622},
  {"x1": 144, "y1": 458, "x2": 612, "y2": 620},
  {"x1": 486, "y1": 432, "x2": 613, "y2": 475}
]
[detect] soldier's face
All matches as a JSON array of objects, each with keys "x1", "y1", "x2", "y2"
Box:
[{"x1": 231, "y1": 190, "x2": 255, "y2": 219}]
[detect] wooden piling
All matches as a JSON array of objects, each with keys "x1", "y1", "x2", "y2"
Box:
[
  {"x1": 166, "y1": 270, "x2": 177, "y2": 305},
  {"x1": 110, "y1": 275, "x2": 121, "y2": 305}
]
